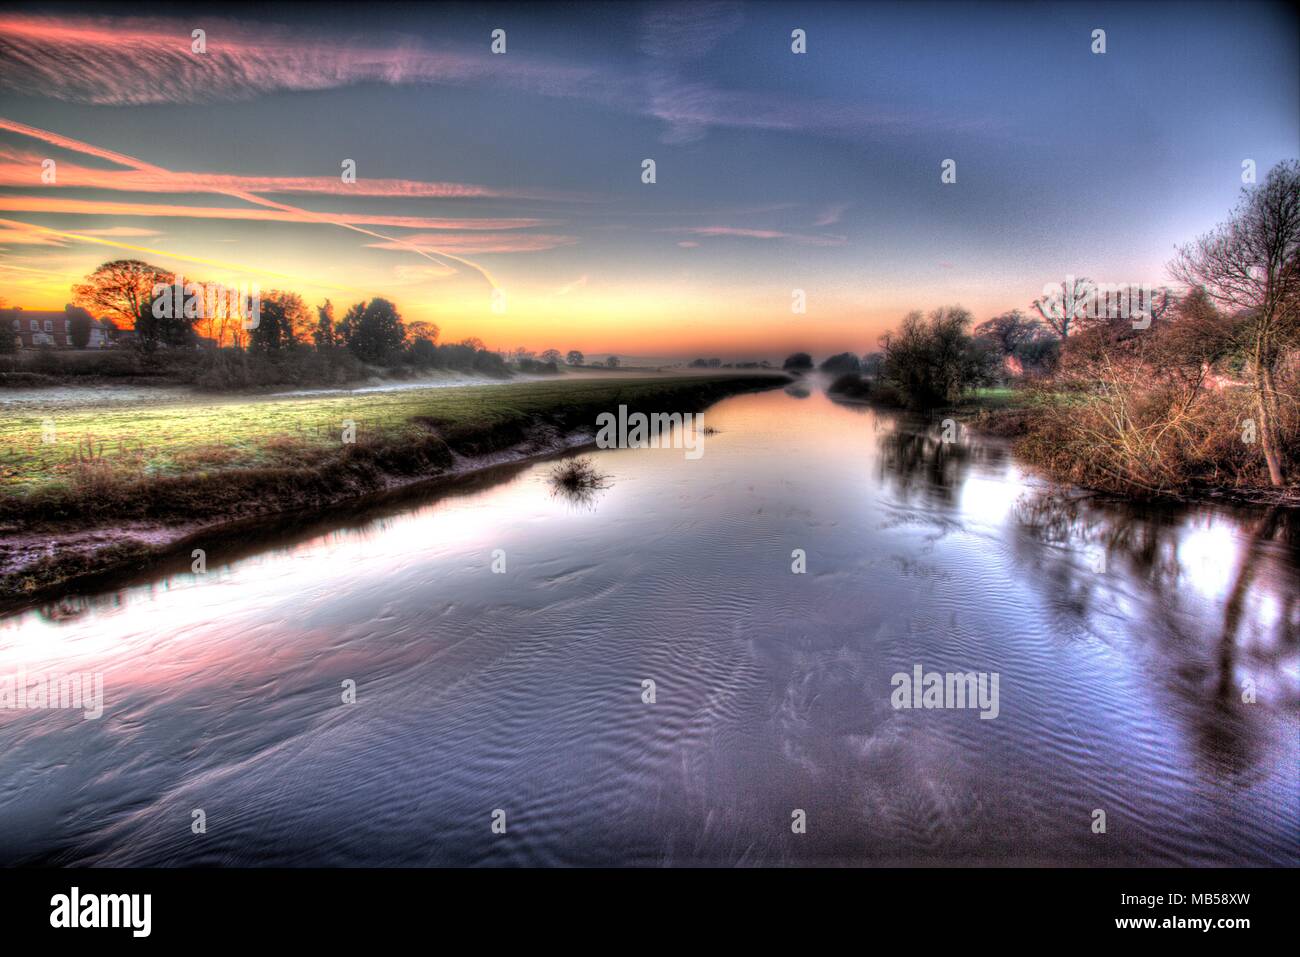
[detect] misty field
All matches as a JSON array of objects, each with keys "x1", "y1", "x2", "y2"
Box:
[{"x1": 0, "y1": 374, "x2": 783, "y2": 520}]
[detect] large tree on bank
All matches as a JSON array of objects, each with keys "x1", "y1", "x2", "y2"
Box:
[
  {"x1": 1171, "y1": 160, "x2": 1300, "y2": 486},
  {"x1": 73, "y1": 259, "x2": 174, "y2": 329}
]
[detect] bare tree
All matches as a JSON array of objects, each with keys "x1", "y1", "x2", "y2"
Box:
[
  {"x1": 1171, "y1": 160, "x2": 1300, "y2": 486},
  {"x1": 975, "y1": 309, "x2": 1041, "y2": 355},
  {"x1": 1032, "y1": 276, "x2": 1095, "y2": 338},
  {"x1": 72, "y1": 260, "x2": 174, "y2": 330},
  {"x1": 406, "y1": 321, "x2": 440, "y2": 345}
]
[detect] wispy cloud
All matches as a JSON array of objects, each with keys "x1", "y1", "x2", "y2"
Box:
[
  {"x1": 664, "y1": 226, "x2": 847, "y2": 247},
  {"x1": 0, "y1": 13, "x2": 994, "y2": 145},
  {"x1": 639, "y1": 2, "x2": 744, "y2": 60},
  {"x1": 0, "y1": 117, "x2": 509, "y2": 288},
  {"x1": 813, "y1": 203, "x2": 851, "y2": 227},
  {"x1": 0, "y1": 147, "x2": 547, "y2": 201},
  {"x1": 391, "y1": 263, "x2": 458, "y2": 284},
  {"x1": 73, "y1": 226, "x2": 162, "y2": 237},
  {"x1": 0, "y1": 14, "x2": 607, "y2": 107},
  {"x1": 0, "y1": 225, "x2": 66, "y2": 246},
  {"x1": 0, "y1": 195, "x2": 546, "y2": 232},
  {"x1": 366, "y1": 233, "x2": 577, "y2": 254},
  {"x1": 554, "y1": 275, "x2": 588, "y2": 296},
  {"x1": 0, "y1": 217, "x2": 372, "y2": 292}
]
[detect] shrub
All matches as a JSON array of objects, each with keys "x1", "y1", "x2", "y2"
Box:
[
  {"x1": 550, "y1": 456, "x2": 610, "y2": 492},
  {"x1": 827, "y1": 372, "x2": 873, "y2": 399},
  {"x1": 880, "y1": 307, "x2": 997, "y2": 409},
  {"x1": 820, "y1": 352, "x2": 862, "y2": 375},
  {"x1": 517, "y1": 357, "x2": 559, "y2": 374},
  {"x1": 473, "y1": 350, "x2": 510, "y2": 376},
  {"x1": 783, "y1": 352, "x2": 813, "y2": 371}
]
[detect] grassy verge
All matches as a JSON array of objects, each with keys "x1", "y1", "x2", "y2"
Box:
[
  {"x1": 952, "y1": 385, "x2": 1044, "y2": 438},
  {"x1": 2, "y1": 374, "x2": 785, "y2": 522},
  {"x1": 826, "y1": 375, "x2": 1043, "y2": 434},
  {"x1": 0, "y1": 373, "x2": 786, "y2": 602}
]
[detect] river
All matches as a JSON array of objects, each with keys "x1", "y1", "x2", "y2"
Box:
[{"x1": 1, "y1": 380, "x2": 1296, "y2": 865}]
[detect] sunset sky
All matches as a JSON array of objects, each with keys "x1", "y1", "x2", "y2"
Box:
[{"x1": 1, "y1": 1, "x2": 1297, "y2": 360}]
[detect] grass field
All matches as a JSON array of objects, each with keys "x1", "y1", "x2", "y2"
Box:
[{"x1": 0, "y1": 374, "x2": 785, "y2": 520}]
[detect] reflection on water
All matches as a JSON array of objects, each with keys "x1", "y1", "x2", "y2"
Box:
[{"x1": 0, "y1": 385, "x2": 1296, "y2": 866}]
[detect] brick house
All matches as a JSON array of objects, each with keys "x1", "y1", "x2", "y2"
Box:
[{"x1": 1, "y1": 306, "x2": 115, "y2": 349}]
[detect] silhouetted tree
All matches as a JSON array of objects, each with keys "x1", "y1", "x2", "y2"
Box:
[
  {"x1": 783, "y1": 352, "x2": 813, "y2": 371},
  {"x1": 313, "y1": 300, "x2": 341, "y2": 350},
  {"x1": 134, "y1": 300, "x2": 195, "y2": 353},
  {"x1": 819, "y1": 352, "x2": 861, "y2": 374},
  {"x1": 66, "y1": 306, "x2": 94, "y2": 348},
  {"x1": 340, "y1": 298, "x2": 406, "y2": 364},
  {"x1": 406, "y1": 321, "x2": 439, "y2": 346},
  {"x1": 409, "y1": 338, "x2": 437, "y2": 365},
  {"x1": 566, "y1": 350, "x2": 584, "y2": 366},
  {"x1": 249, "y1": 291, "x2": 309, "y2": 354}
]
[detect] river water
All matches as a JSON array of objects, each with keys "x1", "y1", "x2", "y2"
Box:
[{"x1": 1, "y1": 381, "x2": 1296, "y2": 865}]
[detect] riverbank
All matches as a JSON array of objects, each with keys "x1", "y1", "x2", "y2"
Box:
[
  {"x1": 0, "y1": 373, "x2": 787, "y2": 604},
  {"x1": 954, "y1": 388, "x2": 1300, "y2": 507},
  {"x1": 826, "y1": 375, "x2": 1299, "y2": 507}
]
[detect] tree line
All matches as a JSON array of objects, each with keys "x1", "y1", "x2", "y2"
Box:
[
  {"x1": 795, "y1": 160, "x2": 1299, "y2": 493},
  {"x1": 2, "y1": 261, "x2": 606, "y2": 387}
]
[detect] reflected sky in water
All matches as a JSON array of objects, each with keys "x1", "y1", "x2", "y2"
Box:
[{"x1": 1, "y1": 383, "x2": 1296, "y2": 865}]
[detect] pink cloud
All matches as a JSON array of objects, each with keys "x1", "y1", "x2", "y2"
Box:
[
  {"x1": 366, "y1": 233, "x2": 577, "y2": 254},
  {"x1": 0, "y1": 195, "x2": 547, "y2": 232},
  {"x1": 73, "y1": 226, "x2": 162, "y2": 237},
  {"x1": 0, "y1": 118, "x2": 508, "y2": 288},
  {"x1": 0, "y1": 226, "x2": 65, "y2": 246},
  {"x1": 0, "y1": 14, "x2": 995, "y2": 145},
  {"x1": 0, "y1": 14, "x2": 607, "y2": 107},
  {"x1": 0, "y1": 146, "x2": 561, "y2": 201},
  {"x1": 665, "y1": 226, "x2": 847, "y2": 247}
]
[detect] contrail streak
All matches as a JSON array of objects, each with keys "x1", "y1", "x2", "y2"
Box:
[
  {"x1": 0, "y1": 218, "x2": 369, "y2": 293},
  {"x1": 0, "y1": 116, "x2": 502, "y2": 291}
]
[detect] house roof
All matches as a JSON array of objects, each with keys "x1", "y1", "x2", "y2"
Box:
[{"x1": 0, "y1": 308, "x2": 113, "y2": 328}]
